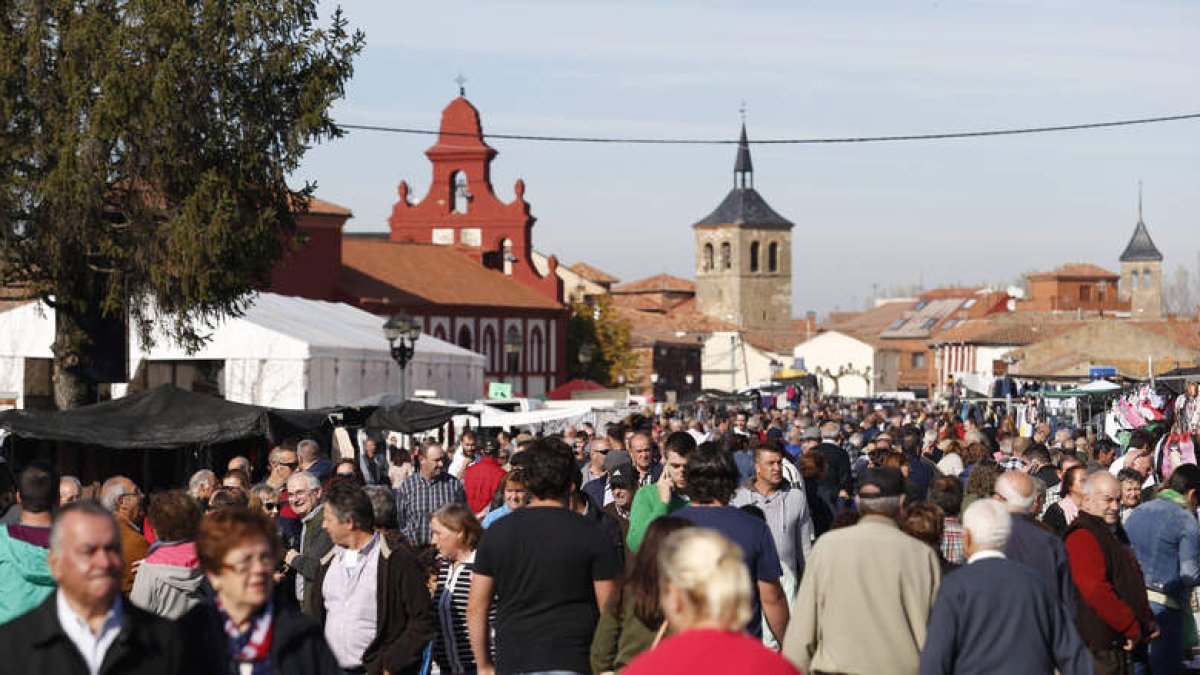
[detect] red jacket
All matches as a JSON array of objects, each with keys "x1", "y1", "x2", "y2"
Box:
[{"x1": 463, "y1": 456, "x2": 506, "y2": 514}]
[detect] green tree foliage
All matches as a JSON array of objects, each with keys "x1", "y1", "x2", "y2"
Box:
[
  {"x1": 567, "y1": 296, "x2": 637, "y2": 387},
  {"x1": 0, "y1": 0, "x2": 363, "y2": 407}
]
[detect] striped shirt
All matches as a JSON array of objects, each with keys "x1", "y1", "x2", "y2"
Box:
[
  {"x1": 395, "y1": 473, "x2": 466, "y2": 546},
  {"x1": 432, "y1": 554, "x2": 494, "y2": 674}
]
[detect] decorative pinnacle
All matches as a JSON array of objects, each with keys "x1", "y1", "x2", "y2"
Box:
[{"x1": 454, "y1": 73, "x2": 467, "y2": 97}]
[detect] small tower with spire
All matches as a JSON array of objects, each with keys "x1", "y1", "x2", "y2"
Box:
[
  {"x1": 1118, "y1": 183, "x2": 1164, "y2": 319},
  {"x1": 693, "y1": 118, "x2": 794, "y2": 331}
]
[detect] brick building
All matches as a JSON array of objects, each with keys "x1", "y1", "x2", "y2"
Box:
[{"x1": 269, "y1": 93, "x2": 568, "y2": 397}]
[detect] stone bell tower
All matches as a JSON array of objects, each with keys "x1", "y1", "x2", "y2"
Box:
[
  {"x1": 1118, "y1": 187, "x2": 1164, "y2": 319},
  {"x1": 693, "y1": 123, "x2": 794, "y2": 330}
]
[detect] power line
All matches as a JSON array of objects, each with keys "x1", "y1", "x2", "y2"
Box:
[{"x1": 340, "y1": 111, "x2": 1200, "y2": 145}]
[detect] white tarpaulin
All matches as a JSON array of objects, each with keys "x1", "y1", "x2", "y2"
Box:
[
  {"x1": 0, "y1": 293, "x2": 485, "y2": 408},
  {"x1": 478, "y1": 405, "x2": 596, "y2": 433}
]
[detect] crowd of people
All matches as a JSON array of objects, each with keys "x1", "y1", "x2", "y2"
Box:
[{"x1": 0, "y1": 397, "x2": 1198, "y2": 674}]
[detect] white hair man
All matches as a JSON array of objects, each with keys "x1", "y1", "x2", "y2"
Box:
[
  {"x1": 921, "y1": 499, "x2": 1091, "y2": 674},
  {"x1": 186, "y1": 469, "x2": 216, "y2": 504},
  {"x1": 58, "y1": 475, "x2": 82, "y2": 507},
  {"x1": 993, "y1": 471, "x2": 1077, "y2": 617},
  {"x1": 283, "y1": 471, "x2": 332, "y2": 613},
  {"x1": 1065, "y1": 471, "x2": 1158, "y2": 674},
  {"x1": 0, "y1": 502, "x2": 186, "y2": 672},
  {"x1": 100, "y1": 475, "x2": 147, "y2": 595}
]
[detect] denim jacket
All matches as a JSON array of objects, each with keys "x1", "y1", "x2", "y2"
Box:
[{"x1": 1126, "y1": 496, "x2": 1200, "y2": 602}]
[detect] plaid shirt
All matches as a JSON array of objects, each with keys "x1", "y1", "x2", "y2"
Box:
[
  {"x1": 395, "y1": 472, "x2": 467, "y2": 546},
  {"x1": 941, "y1": 515, "x2": 965, "y2": 565}
]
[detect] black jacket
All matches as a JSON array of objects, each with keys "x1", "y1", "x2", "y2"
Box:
[
  {"x1": 179, "y1": 591, "x2": 339, "y2": 675},
  {"x1": 0, "y1": 593, "x2": 185, "y2": 675},
  {"x1": 306, "y1": 532, "x2": 436, "y2": 675}
]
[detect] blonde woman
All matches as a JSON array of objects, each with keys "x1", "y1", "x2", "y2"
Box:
[{"x1": 623, "y1": 528, "x2": 799, "y2": 675}]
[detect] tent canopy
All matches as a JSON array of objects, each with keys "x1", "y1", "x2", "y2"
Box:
[
  {"x1": 364, "y1": 400, "x2": 468, "y2": 433},
  {"x1": 0, "y1": 384, "x2": 329, "y2": 450},
  {"x1": 545, "y1": 378, "x2": 606, "y2": 401}
]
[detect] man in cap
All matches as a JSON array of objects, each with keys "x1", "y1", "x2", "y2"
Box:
[
  {"x1": 599, "y1": 465, "x2": 634, "y2": 543},
  {"x1": 783, "y1": 467, "x2": 942, "y2": 675}
]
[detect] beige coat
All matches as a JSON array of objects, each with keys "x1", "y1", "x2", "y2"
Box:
[{"x1": 782, "y1": 514, "x2": 941, "y2": 675}]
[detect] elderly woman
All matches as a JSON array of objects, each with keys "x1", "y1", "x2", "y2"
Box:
[
  {"x1": 131, "y1": 490, "x2": 205, "y2": 619},
  {"x1": 591, "y1": 516, "x2": 692, "y2": 674},
  {"x1": 179, "y1": 508, "x2": 339, "y2": 675},
  {"x1": 623, "y1": 527, "x2": 799, "y2": 674},
  {"x1": 430, "y1": 503, "x2": 490, "y2": 675}
]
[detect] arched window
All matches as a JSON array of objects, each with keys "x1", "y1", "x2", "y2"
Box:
[
  {"x1": 721, "y1": 242, "x2": 732, "y2": 270},
  {"x1": 458, "y1": 325, "x2": 473, "y2": 351},
  {"x1": 433, "y1": 325, "x2": 447, "y2": 341},
  {"x1": 768, "y1": 242, "x2": 779, "y2": 272},
  {"x1": 749, "y1": 241, "x2": 760, "y2": 273},
  {"x1": 483, "y1": 326, "x2": 498, "y2": 373},
  {"x1": 1142, "y1": 268, "x2": 1153, "y2": 285},
  {"x1": 1131, "y1": 270, "x2": 1139, "y2": 290},
  {"x1": 451, "y1": 171, "x2": 470, "y2": 213},
  {"x1": 530, "y1": 327, "x2": 544, "y2": 372},
  {"x1": 505, "y1": 325, "x2": 522, "y2": 374},
  {"x1": 703, "y1": 243, "x2": 714, "y2": 271}
]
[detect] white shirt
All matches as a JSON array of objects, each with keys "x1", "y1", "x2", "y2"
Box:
[
  {"x1": 56, "y1": 590, "x2": 124, "y2": 675},
  {"x1": 966, "y1": 549, "x2": 1006, "y2": 565}
]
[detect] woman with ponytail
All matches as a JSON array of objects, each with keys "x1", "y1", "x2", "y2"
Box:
[{"x1": 622, "y1": 528, "x2": 800, "y2": 674}]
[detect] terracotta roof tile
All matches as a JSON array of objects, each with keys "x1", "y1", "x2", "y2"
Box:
[
  {"x1": 339, "y1": 239, "x2": 562, "y2": 311},
  {"x1": 821, "y1": 300, "x2": 915, "y2": 339},
  {"x1": 1026, "y1": 263, "x2": 1119, "y2": 280},
  {"x1": 567, "y1": 262, "x2": 620, "y2": 285},
  {"x1": 612, "y1": 274, "x2": 696, "y2": 295}
]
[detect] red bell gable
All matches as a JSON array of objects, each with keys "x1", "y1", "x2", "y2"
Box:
[{"x1": 388, "y1": 96, "x2": 560, "y2": 303}]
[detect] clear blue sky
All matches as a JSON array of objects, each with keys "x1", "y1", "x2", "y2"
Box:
[{"x1": 299, "y1": 0, "x2": 1200, "y2": 316}]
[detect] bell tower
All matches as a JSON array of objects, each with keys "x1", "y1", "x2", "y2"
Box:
[
  {"x1": 1118, "y1": 186, "x2": 1164, "y2": 319},
  {"x1": 387, "y1": 88, "x2": 559, "y2": 301},
  {"x1": 693, "y1": 122, "x2": 794, "y2": 330}
]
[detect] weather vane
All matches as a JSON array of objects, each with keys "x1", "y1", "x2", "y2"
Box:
[
  {"x1": 739, "y1": 100, "x2": 747, "y2": 123},
  {"x1": 455, "y1": 73, "x2": 467, "y2": 96}
]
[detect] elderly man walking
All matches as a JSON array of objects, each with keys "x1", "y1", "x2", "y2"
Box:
[
  {"x1": 994, "y1": 470, "x2": 1078, "y2": 617},
  {"x1": 0, "y1": 501, "x2": 185, "y2": 673},
  {"x1": 782, "y1": 467, "x2": 941, "y2": 675},
  {"x1": 284, "y1": 471, "x2": 333, "y2": 614},
  {"x1": 920, "y1": 498, "x2": 1092, "y2": 674},
  {"x1": 1126, "y1": 463, "x2": 1200, "y2": 674},
  {"x1": 100, "y1": 475, "x2": 148, "y2": 595},
  {"x1": 1066, "y1": 471, "x2": 1157, "y2": 675}
]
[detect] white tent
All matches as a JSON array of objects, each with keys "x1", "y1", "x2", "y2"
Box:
[{"x1": 0, "y1": 293, "x2": 485, "y2": 409}]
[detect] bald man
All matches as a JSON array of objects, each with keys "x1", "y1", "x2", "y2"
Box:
[
  {"x1": 1064, "y1": 472, "x2": 1157, "y2": 675},
  {"x1": 994, "y1": 471, "x2": 1077, "y2": 618}
]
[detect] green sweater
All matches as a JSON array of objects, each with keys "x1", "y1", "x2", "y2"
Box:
[
  {"x1": 625, "y1": 484, "x2": 687, "y2": 553},
  {"x1": 590, "y1": 593, "x2": 660, "y2": 674}
]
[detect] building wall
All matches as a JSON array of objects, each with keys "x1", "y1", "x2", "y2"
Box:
[
  {"x1": 268, "y1": 213, "x2": 349, "y2": 301},
  {"x1": 694, "y1": 226, "x2": 791, "y2": 330},
  {"x1": 1022, "y1": 276, "x2": 1127, "y2": 313},
  {"x1": 1121, "y1": 261, "x2": 1164, "y2": 319},
  {"x1": 700, "y1": 331, "x2": 779, "y2": 392},
  {"x1": 793, "y1": 332, "x2": 876, "y2": 398}
]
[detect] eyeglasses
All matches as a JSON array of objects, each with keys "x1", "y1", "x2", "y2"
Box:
[
  {"x1": 276, "y1": 462, "x2": 299, "y2": 470},
  {"x1": 222, "y1": 552, "x2": 276, "y2": 574},
  {"x1": 263, "y1": 502, "x2": 280, "y2": 512}
]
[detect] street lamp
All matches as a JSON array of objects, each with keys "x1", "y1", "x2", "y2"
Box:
[
  {"x1": 383, "y1": 310, "x2": 421, "y2": 369},
  {"x1": 685, "y1": 373, "x2": 694, "y2": 386},
  {"x1": 578, "y1": 343, "x2": 593, "y2": 381}
]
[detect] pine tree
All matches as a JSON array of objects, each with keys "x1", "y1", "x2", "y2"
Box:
[{"x1": 0, "y1": 0, "x2": 363, "y2": 407}]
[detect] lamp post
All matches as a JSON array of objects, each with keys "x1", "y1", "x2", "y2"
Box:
[
  {"x1": 578, "y1": 342, "x2": 594, "y2": 382},
  {"x1": 383, "y1": 310, "x2": 421, "y2": 398}
]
